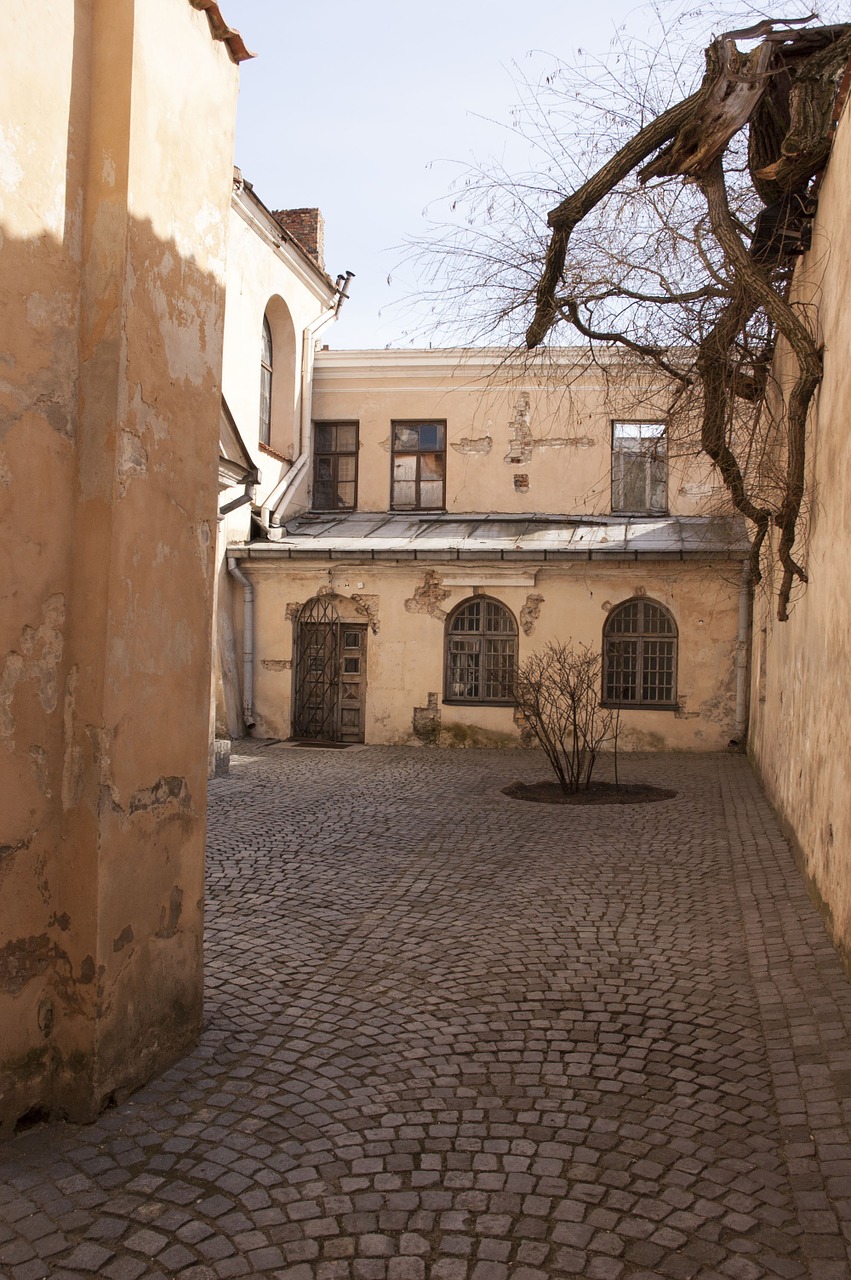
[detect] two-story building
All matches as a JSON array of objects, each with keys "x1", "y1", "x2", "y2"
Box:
[{"x1": 221, "y1": 323, "x2": 751, "y2": 750}]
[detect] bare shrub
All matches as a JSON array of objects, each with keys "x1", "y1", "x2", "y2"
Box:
[{"x1": 514, "y1": 642, "x2": 619, "y2": 793}]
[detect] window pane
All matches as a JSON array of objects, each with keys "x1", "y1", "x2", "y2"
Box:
[
  {"x1": 642, "y1": 602, "x2": 675, "y2": 635},
  {"x1": 606, "y1": 639, "x2": 638, "y2": 701},
  {"x1": 483, "y1": 637, "x2": 516, "y2": 699},
  {"x1": 393, "y1": 455, "x2": 417, "y2": 481},
  {"x1": 420, "y1": 452, "x2": 444, "y2": 481},
  {"x1": 608, "y1": 602, "x2": 640, "y2": 634},
  {"x1": 393, "y1": 480, "x2": 416, "y2": 508},
  {"x1": 452, "y1": 601, "x2": 481, "y2": 632},
  {"x1": 259, "y1": 366, "x2": 272, "y2": 445},
  {"x1": 336, "y1": 423, "x2": 357, "y2": 452},
  {"x1": 315, "y1": 422, "x2": 333, "y2": 451},
  {"x1": 620, "y1": 453, "x2": 650, "y2": 512},
  {"x1": 418, "y1": 423, "x2": 444, "y2": 450},
  {"x1": 642, "y1": 640, "x2": 675, "y2": 702},
  {"x1": 485, "y1": 601, "x2": 514, "y2": 634},
  {"x1": 448, "y1": 639, "x2": 480, "y2": 699},
  {"x1": 315, "y1": 456, "x2": 333, "y2": 480},
  {"x1": 313, "y1": 480, "x2": 334, "y2": 509},
  {"x1": 336, "y1": 481, "x2": 355, "y2": 508},
  {"x1": 394, "y1": 425, "x2": 419, "y2": 450},
  {"x1": 337, "y1": 455, "x2": 356, "y2": 482},
  {"x1": 419, "y1": 480, "x2": 443, "y2": 508},
  {"x1": 343, "y1": 631, "x2": 362, "y2": 648}
]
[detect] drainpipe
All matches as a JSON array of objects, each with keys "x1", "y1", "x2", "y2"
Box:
[
  {"x1": 261, "y1": 276, "x2": 354, "y2": 531},
  {"x1": 227, "y1": 557, "x2": 255, "y2": 729},
  {"x1": 732, "y1": 558, "x2": 752, "y2": 745}
]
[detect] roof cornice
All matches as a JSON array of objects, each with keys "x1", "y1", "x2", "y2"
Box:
[{"x1": 188, "y1": 0, "x2": 254, "y2": 63}]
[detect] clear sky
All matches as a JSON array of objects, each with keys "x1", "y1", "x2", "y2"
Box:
[{"x1": 228, "y1": 0, "x2": 644, "y2": 349}]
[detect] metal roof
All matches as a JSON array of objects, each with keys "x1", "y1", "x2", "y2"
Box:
[{"x1": 237, "y1": 513, "x2": 750, "y2": 563}]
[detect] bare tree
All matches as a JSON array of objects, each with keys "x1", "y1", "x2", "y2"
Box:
[
  {"x1": 411, "y1": 4, "x2": 851, "y2": 619},
  {"x1": 514, "y1": 643, "x2": 618, "y2": 793}
]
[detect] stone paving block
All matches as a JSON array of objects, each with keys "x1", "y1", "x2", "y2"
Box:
[{"x1": 4, "y1": 750, "x2": 851, "y2": 1278}]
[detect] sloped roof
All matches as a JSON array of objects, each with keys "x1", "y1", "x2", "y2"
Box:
[{"x1": 240, "y1": 512, "x2": 750, "y2": 562}]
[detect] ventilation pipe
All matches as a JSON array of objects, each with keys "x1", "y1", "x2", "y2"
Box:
[{"x1": 227, "y1": 557, "x2": 255, "y2": 729}]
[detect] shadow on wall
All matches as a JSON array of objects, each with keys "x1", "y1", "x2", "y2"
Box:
[{"x1": 0, "y1": 209, "x2": 225, "y2": 1136}]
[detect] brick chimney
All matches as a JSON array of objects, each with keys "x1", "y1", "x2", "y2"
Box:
[{"x1": 272, "y1": 208, "x2": 325, "y2": 269}]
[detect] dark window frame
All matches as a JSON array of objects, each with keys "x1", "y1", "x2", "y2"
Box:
[
  {"x1": 259, "y1": 315, "x2": 273, "y2": 447},
  {"x1": 611, "y1": 420, "x2": 668, "y2": 515},
  {"x1": 312, "y1": 421, "x2": 359, "y2": 512},
  {"x1": 443, "y1": 596, "x2": 518, "y2": 706},
  {"x1": 602, "y1": 596, "x2": 678, "y2": 709},
  {"x1": 391, "y1": 420, "x2": 447, "y2": 511}
]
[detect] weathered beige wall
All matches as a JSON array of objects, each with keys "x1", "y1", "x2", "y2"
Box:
[
  {"x1": 749, "y1": 99, "x2": 851, "y2": 973},
  {"x1": 216, "y1": 187, "x2": 337, "y2": 735},
  {"x1": 311, "y1": 351, "x2": 728, "y2": 518},
  {"x1": 0, "y1": 0, "x2": 239, "y2": 1132},
  {"x1": 239, "y1": 557, "x2": 743, "y2": 750}
]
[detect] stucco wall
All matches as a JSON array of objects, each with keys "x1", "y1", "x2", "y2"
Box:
[
  {"x1": 240, "y1": 558, "x2": 744, "y2": 750},
  {"x1": 311, "y1": 351, "x2": 729, "y2": 519},
  {"x1": 748, "y1": 98, "x2": 851, "y2": 973},
  {"x1": 0, "y1": 0, "x2": 239, "y2": 1132}
]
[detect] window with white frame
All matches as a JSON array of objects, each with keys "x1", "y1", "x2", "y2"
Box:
[
  {"x1": 611, "y1": 421, "x2": 667, "y2": 513},
  {"x1": 259, "y1": 315, "x2": 273, "y2": 447}
]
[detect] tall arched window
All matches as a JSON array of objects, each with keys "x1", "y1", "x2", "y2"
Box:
[
  {"x1": 444, "y1": 597, "x2": 517, "y2": 705},
  {"x1": 259, "y1": 315, "x2": 273, "y2": 446},
  {"x1": 603, "y1": 597, "x2": 677, "y2": 707}
]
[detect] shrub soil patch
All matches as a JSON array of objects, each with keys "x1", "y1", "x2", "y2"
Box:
[{"x1": 503, "y1": 780, "x2": 677, "y2": 805}]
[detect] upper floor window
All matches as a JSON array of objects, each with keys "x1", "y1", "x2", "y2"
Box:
[
  {"x1": 603, "y1": 597, "x2": 677, "y2": 707},
  {"x1": 444, "y1": 597, "x2": 517, "y2": 705},
  {"x1": 259, "y1": 315, "x2": 273, "y2": 447},
  {"x1": 392, "y1": 421, "x2": 445, "y2": 510},
  {"x1": 313, "y1": 422, "x2": 358, "y2": 511},
  {"x1": 612, "y1": 421, "x2": 667, "y2": 514}
]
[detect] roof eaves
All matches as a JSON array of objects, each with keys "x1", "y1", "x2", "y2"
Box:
[{"x1": 188, "y1": 0, "x2": 254, "y2": 63}]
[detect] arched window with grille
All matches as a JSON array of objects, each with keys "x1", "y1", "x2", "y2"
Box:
[
  {"x1": 259, "y1": 314, "x2": 273, "y2": 446},
  {"x1": 603, "y1": 597, "x2": 677, "y2": 707},
  {"x1": 444, "y1": 597, "x2": 517, "y2": 705}
]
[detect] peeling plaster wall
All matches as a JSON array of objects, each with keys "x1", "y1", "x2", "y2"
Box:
[
  {"x1": 312, "y1": 351, "x2": 726, "y2": 516},
  {"x1": 244, "y1": 560, "x2": 741, "y2": 750},
  {"x1": 0, "y1": 0, "x2": 239, "y2": 1132},
  {"x1": 748, "y1": 100, "x2": 851, "y2": 975}
]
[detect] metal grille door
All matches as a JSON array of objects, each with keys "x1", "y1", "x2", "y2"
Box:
[{"x1": 293, "y1": 597, "x2": 340, "y2": 741}]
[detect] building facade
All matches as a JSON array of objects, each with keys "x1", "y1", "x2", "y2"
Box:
[{"x1": 223, "y1": 349, "x2": 751, "y2": 751}]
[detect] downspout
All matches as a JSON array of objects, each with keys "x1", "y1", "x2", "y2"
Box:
[
  {"x1": 261, "y1": 273, "x2": 354, "y2": 530},
  {"x1": 732, "y1": 558, "x2": 752, "y2": 745},
  {"x1": 227, "y1": 557, "x2": 255, "y2": 729}
]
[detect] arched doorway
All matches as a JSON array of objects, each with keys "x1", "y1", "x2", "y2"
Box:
[{"x1": 292, "y1": 597, "x2": 367, "y2": 743}]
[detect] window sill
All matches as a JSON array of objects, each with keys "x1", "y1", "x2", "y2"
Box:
[
  {"x1": 443, "y1": 698, "x2": 515, "y2": 708},
  {"x1": 601, "y1": 701, "x2": 679, "y2": 711}
]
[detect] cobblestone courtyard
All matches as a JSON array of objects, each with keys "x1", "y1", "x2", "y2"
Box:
[{"x1": 2, "y1": 746, "x2": 851, "y2": 1279}]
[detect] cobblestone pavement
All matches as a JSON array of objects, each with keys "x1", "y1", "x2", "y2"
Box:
[{"x1": 3, "y1": 746, "x2": 851, "y2": 1280}]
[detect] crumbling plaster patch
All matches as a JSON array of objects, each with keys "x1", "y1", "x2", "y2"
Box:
[
  {"x1": 0, "y1": 594, "x2": 65, "y2": 750},
  {"x1": 520, "y1": 594, "x2": 545, "y2": 636},
  {"x1": 405, "y1": 571, "x2": 451, "y2": 621},
  {"x1": 451, "y1": 436, "x2": 492, "y2": 455},
  {"x1": 412, "y1": 693, "x2": 441, "y2": 745}
]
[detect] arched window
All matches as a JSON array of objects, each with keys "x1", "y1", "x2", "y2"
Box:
[
  {"x1": 444, "y1": 597, "x2": 517, "y2": 705},
  {"x1": 603, "y1": 597, "x2": 677, "y2": 707},
  {"x1": 259, "y1": 315, "x2": 273, "y2": 446}
]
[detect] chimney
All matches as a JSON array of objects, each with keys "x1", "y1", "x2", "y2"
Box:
[{"x1": 272, "y1": 208, "x2": 325, "y2": 269}]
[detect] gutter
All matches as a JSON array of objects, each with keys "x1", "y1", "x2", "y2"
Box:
[
  {"x1": 227, "y1": 557, "x2": 255, "y2": 728},
  {"x1": 732, "y1": 559, "x2": 752, "y2": 745},
  {"x1": 261, "y1": 303, "x2": 341, "y2": 530}
]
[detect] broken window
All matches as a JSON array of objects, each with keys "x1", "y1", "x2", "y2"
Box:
[
  {"x1": 611, "y1": 421, "x2": 667, "y2": 514},
  {"x1": 313, "y1": 422, "x2": 358, "y2": 510},
  {"x1": 603, "y1": 597, "x2": 677, "y2": 707},
  {"x1": 259, "y1": 315, "x2": 273, "y2": 447},
  {"x1": 445, "y1": 597, "x2": 517, "y2": 705},
  {"x1": 391, "y1": 421, "x2": 446, "y2": 510}
]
